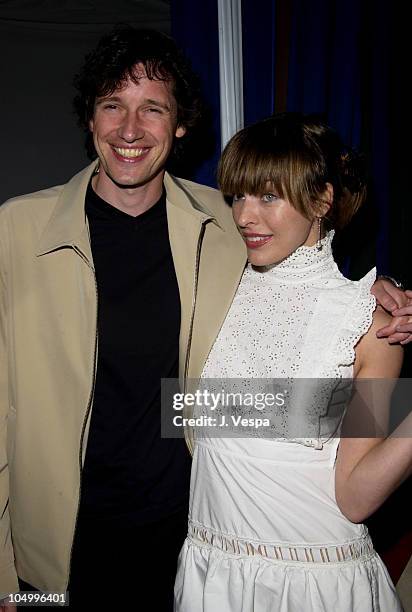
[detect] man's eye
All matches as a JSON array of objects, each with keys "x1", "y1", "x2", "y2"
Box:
[
  {"x1": 103, "y1": 104, "x2": 118, "y2": 110},
  {"x1": 147, "y1": 107, "x2": 162, "y2": 113},
  {"x1": 262, "y1": 193, "x2": 279, "y2": 203},
  {"x1": 232, "y1": 194, "x2": 245, "y2": 203}
]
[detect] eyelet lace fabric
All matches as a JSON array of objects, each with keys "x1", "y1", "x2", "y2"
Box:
[
  {"x1": 200, "y1": 231, "x2": 377, "y2": 447},
  {"x1": 175, "y1": 233, "x2": 403, "y2": 612}
]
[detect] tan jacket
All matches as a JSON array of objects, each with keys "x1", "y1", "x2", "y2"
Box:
[{"x1": 0, "y1": 162, "x2": 246, "y2": 597}]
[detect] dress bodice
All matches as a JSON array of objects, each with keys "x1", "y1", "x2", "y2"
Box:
[{"x1": 200, "y1": 232, "x2": 376, "y2": 448}]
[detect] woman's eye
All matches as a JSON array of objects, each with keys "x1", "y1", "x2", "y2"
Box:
[
  {"x1": 232, "y1": 194, "x2": 245, "y2": 203},
  {"x1": 262, "y1": 193, "x2": 279, "y2": 203}
]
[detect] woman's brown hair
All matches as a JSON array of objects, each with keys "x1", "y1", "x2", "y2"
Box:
[{"x1": 217, "y1": 113, "x2": 367, "y2": 229}]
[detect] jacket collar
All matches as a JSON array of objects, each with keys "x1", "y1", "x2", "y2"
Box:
[
  {"x1": 36, "y1": 161, "x2": 98, "y2": 261},
  {"x1": 163, "y1": 173, "x2": 223, "y2": 229},
  {"x1": 37, "y1": 162, "x2": 223, "y2": 262}
]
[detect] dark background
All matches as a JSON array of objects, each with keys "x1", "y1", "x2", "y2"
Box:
[
  {"x1": 0, "y1": 0, "x2": 410, "y2": 588},
  {"x1": 0, "y1": 0, "x2": 171, "y2": 200},
  {"x1": 1, "y1": 0, "x2": 410, "y2": 287}
]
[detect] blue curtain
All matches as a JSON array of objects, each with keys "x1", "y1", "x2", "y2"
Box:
[
  {"x1": 287, "y1": 0, "x2": 362, "y2": 146},
  {"x1": 170, "y1": 0, "x2": 221, "y2": 187},
  {"x1": 171, "y1": 0, "x2": 392, "y2": 278},
  {"x1": 286, "y1": 0, "x2": 389, "y2": 276},
  {"x1": 242, "y1": 0, "x2": 276, "y2": 127}
]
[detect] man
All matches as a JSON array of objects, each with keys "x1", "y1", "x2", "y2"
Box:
[
  {"x1": 0, "y1": 25, "x2": 408, "y2": 612},
  {"x1": 0, "y1": 26, "x2": 245, "y2": 610}
]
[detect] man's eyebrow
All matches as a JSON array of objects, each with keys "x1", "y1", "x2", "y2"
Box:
[
  {"x1": 94, "y1": 96, "x2": 172, "y2": 111},
  {"x1": 95, "y1": 95, "x2": 122, "y2": 105}
]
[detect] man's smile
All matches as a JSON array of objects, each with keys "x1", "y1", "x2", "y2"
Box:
[{"x1": 111, "y1": 146, "x2": 149, "y2": 161}]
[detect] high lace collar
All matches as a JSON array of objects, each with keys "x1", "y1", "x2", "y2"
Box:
[{"x1": 249, "y1": 230, "x2": 336, "y2": 282}]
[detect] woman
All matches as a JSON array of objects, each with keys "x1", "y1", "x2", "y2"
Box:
[{"x1": 174, "y1": 114, "x2": 411, "y2": 611}]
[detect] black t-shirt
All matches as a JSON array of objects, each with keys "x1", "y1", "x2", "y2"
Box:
[{"x1": 79, "y1": 184, "x2": 191, "y2": 526}]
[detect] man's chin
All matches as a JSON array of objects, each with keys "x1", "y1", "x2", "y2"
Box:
[
  {"x1": 106, "y1": 169, "x2": 163, "y2": 190},
  {"x1": 109, "y1": 176, "x2": 148, "y2": 189}
]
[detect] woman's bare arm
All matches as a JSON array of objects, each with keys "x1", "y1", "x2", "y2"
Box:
[{"x1": 334, "y1": 307, "x2": 410, "y2": 523}]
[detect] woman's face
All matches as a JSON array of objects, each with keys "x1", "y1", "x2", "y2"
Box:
[{"x1": 232, "y1": 188, "x2": 319, "y2": 267}]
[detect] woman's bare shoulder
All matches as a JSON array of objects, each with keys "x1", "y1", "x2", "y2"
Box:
[{"x1": 355, "y1": 306, "x2": 403, "y2": 378}]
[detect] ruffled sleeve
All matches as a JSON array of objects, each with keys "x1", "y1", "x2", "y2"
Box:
[
  {"x1": 323, "y1": 267, "x2": 376, "y2": 378},
  {"x1": 297, "y1": 268, "x2": 377, "y2": 380},
  {"x1": 284, "y1": 268, "x2": 377, "y2": 449}
]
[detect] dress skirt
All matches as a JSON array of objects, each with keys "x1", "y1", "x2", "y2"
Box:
[{"x1": 174, "y1": 437, "x2": 402, "y2": 612}]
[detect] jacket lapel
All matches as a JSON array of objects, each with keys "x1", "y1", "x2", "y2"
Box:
[
  {"x1": 164, "y1": 174, "x2": 246, "y2": 383},
  {"x1": 36, "y1": 162, "x2": 98, "y2": 264},
  {"x1": 164, "y1": 174, "x2": 213, "y2": 383},
  {"x1": 36, "y1": 166, "x2": 246, "y2": 384}
]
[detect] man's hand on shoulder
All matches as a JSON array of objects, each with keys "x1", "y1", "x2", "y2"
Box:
[
  {"x1": 372, "y1": 280, "x2": 412, "y2": 344},
  {"x1": 0, "y1": 601, "x2": 16, "y2": 612}
]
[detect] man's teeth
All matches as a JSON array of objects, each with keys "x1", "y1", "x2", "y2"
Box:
[
  {"x1": 246, "y1": 236, "x2": 270, "y2": 242},
  {"x1": 114, "y1": 147, "x2": 145, "y2": 158}
]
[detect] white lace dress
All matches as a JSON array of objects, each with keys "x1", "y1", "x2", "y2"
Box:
[{"x1": 174, "y1": 233, "x2": 402, "y2": 612}]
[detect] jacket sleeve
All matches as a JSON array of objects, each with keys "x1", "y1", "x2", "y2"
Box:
[{"x1": 0, "y1": 210, "x2": 19, "y2": 598}]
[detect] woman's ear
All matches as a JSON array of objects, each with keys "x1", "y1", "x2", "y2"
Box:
[{"x1": 318, "y1": 182, "x2": 333, "y2": 216}]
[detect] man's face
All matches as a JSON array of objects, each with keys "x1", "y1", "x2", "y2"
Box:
[{"x1": 89, "y1": 64, "x2": 185, "y2": 193}]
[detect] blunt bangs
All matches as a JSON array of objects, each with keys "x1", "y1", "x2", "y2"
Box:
[
  {"x1": 217, "y1": 114, "x2": 368, "y2": 228},
  {"x1": 217, "y1": 119, "x2": 327, "y2": 219},
  {"x1": 218, "y1": 137, "x2": 288, "y2": 199}
]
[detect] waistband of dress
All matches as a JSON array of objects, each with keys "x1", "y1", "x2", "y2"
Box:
[{"x1": 188, "y1": 521, "x2": 374, "y2": 564}]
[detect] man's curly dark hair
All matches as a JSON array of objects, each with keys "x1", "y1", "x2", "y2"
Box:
[{"x1": 73, "y1": 26, "x2": 204, "y2": 162}]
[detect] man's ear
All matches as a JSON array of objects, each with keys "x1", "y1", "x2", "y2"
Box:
[
  {"x1": 175, "y1": 125, "x2": 186, "y2": 138},
  {"x1": 89, "y1": 119, "x2": 94, "y2": 132}
]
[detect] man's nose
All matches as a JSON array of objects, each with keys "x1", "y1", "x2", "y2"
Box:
[{"x1": 118, "y1": 111, "x2": 145, "y2": 142}]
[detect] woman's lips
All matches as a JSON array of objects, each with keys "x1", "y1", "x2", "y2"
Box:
[{"x1": 243, "y1": 234, "x2": 273, "y2": 249}]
